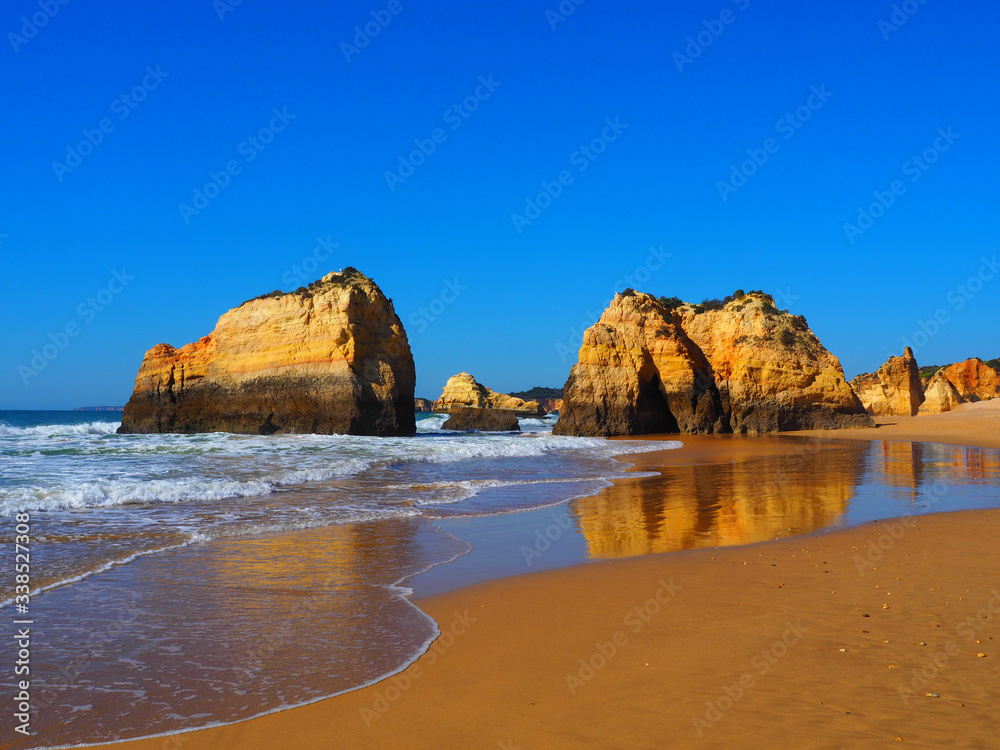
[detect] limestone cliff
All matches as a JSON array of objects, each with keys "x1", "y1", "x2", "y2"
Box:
[
  {"x1": 918, "y1": 370, "x2": 965, "y2": 414},
  {"x1": 553, "y1": 292, "x2": 726, "y2": 436},
  {"x1": 939, "y1": 358, "x2": 1000, "y2": 402},
  {"x1": 414, "y1": 398, "x2": 434, "y2": 413},
  {"x1": 118, "y1": 268, "x2": 415, "y2": 436},
  {"x1": 432, "y1": 373, "x2": 544, "y2": 416},
  {"x1": 850, "y1": 348, "x2": 925, "y2": 416},
  {"x1": 677, "y1": 295, "x2": 871, "y2": 433},
  {"x1": 554, "y1": 291, "x2": 871, "y2": 437}
]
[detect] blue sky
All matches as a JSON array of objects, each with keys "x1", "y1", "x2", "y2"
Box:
[{"x1": 2, "y1": 0, "x2": 998, "y2": 409}]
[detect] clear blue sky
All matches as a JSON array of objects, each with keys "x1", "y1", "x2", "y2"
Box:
[{"x1": 2, "y1": 0, "x2": 998, "y2": 409}]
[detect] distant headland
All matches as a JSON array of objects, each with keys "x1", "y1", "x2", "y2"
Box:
[{"x1": 74, "y1": 406, "x2": 124, "y2": 411}]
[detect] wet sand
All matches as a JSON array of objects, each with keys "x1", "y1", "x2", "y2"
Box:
[
  {"x1": 798, "y1": 398, "x2": 1000, "y2": 450},
  {"x1": 89, "y1": 402, "x2": 1000, "y2": 749}
]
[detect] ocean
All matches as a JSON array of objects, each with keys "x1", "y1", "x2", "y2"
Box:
[{"x1": 0, "y1": 410, "x2": 679, "y2": 748}]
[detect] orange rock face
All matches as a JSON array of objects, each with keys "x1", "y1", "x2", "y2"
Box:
[
  {"x1": 678, "y1": 296, "x2": 871, "y2": 434},
  {"x1": 553, "y1": 291, "x2": 869, "y2": 436},
  {"x1": 939, "y1": 358, "x2": 1000, "y2": 402},
  {"x1": 850, "y1": 348, "x2": 925, "y2": 417},
  {"x1": 553, "y1": 293, "x2": 725, "y2": 436},
  {"x1": 118, "y1": 269, "x2": 415, "y2": 436}
]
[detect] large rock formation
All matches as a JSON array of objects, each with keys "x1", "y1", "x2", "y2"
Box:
[
  {"x1": 414, "y1": 398, "x2": 434, "y2": 413},
  {"x1": 118, "y1": 268, "x2": 416, "y2": 436},
  {"x1": 918, "y1": 370, "x2": 965, "y2": 414},
  {"x1": 441, "y1": 408, "x2": 520, "y2": 432},
  {"x1": 433, "y1": 373, "x2": 545, "y2": 416},
  {"x1": 939, "y1": 358, "x2": 1000, "y2": 402},
  {"x1": 850, "y1": 348, "x2": 925, "y2": 416},
  {"x1": 553, "y1": 293, "x2": 726, "y2": 436},
  {"x1": 677, "y1": 295, "x2": 872, "y2": 433},
  {"x1": 554, "y1": 291, "x2": 872, "y2": 437}
]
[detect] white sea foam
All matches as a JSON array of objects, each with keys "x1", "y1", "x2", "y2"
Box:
[
  {"x1": 1, "y1": 416, "x2": 680, "y2": 514},
  {"x1": 0, "y1": 420, "x2": 121, "y2": 437}
]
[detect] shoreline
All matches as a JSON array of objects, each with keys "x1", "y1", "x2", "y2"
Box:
[{"x1": 83, "y1": 401, "x2": 1000, "y2": 749}]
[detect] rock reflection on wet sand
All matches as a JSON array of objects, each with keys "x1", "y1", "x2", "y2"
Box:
[{"x1": 572, "y1": 437, "x2": 1000, "y2": 558}]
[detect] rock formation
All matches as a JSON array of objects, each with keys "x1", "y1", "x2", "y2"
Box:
[
  {"x1": 554, "y1": 291, "x2": 872, "y2": 437},
  {"x1": 441, "y1": 408, "x2": 520, "y2": 432},
  {"x1": 510, "y1": 388, "x2": 563, "y2": 414},
  {"x1": 677, "y1": 295, "x2": 871, "y2": 433},
  {"x1": 433, "y1": 373, "x2": 545, "y2": 416},
  {"x1": 939, "y1": 358, "x2": 1000, "y2": 402},
  {"x1": 414, "y1": 398, "x2": 434, "y2": 413},
  {"x1": 118, "y1": 268, "x2": 416, "y2": 436},
  {"x1": 850, "y1": 348, "x2": 925, "y2": 416},
  {"x1": 537, "y1": 398, "x2": 564, "y2": 414},
  {"x1": 918, "y1": 370, "x2": 965, "y2": 414}
]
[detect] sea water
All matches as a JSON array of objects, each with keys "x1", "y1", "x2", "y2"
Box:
[{"x1": 0, "y1": 410, "x2": 678, "y2": 747}]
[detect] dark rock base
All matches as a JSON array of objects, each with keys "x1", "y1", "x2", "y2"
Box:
[{"x1": 441, "y1": 408, "x2": 520, "y2": 432}]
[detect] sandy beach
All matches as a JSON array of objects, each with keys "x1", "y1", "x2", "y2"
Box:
[{"x1": 85, "y1": 402, "x2": 1000, "y2": 750}]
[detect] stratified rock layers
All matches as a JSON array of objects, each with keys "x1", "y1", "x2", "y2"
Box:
[
  {"x1": 118, "y1": 269, "x2": 415, "y2": 436},
  {"x1": 554, "y1": 292, "x2": 872, "y2": 437},
  {"x1": 850, "y1": 348, "x2": 925, "y2": 417}
]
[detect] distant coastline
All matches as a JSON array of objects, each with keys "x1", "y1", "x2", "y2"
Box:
[{"x1": 73, "y1": 406, "x2": 124, "y2": 412}]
